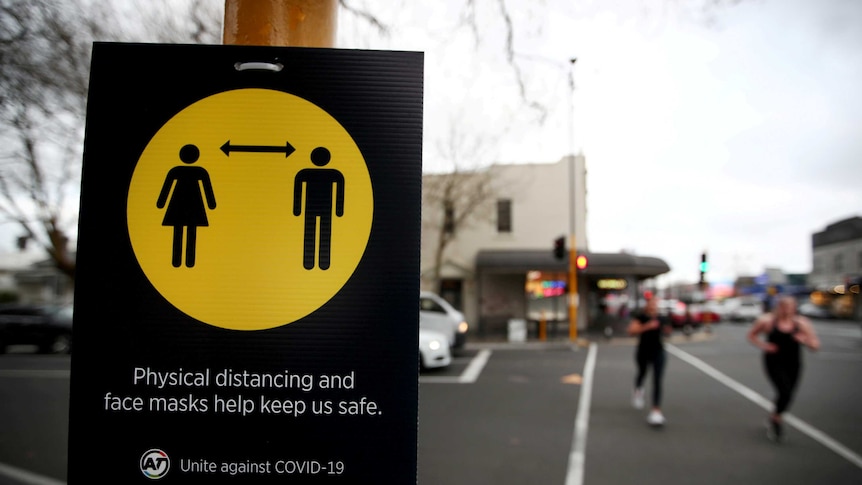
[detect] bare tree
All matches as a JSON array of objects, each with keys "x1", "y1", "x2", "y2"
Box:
[
  {"x1": 0, "y1": 0, "x2": 107, "y2": 277},
  {"x1": 0, "y1": 0, "x2": 389, "y2": 281},
  {"x1": 0, "y1": 0, "x2": 222, "y2": 278},
  {"x1": 422, "y1": 116, "x2": 504, "y2": 290}
]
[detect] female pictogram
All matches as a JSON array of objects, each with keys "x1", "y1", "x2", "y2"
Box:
[{"x1": 156, "y1": 144, "x2": 217, "y2": 268}]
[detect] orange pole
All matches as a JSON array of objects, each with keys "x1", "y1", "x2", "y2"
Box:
[
  {"x1": 568, "y1": 244, "x2": 578, "y2": 342},
  {"x1": 224, "y1": 0, "x2": 338, "y2": 47},
  {"x1": 539, "y1": 311, "x2": 547, "y2": 341}
]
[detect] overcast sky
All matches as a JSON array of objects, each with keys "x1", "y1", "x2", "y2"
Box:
[
  {"x1": 5, "y1": 0, "x2": 859, "y2": 288},
  {"x1": 349, "y1": 0, "x2": 862, "y2": 286}
]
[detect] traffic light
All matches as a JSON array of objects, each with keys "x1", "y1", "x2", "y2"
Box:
[
  {"x1": 553, "y1": 236, "x2": 566, "y2": 260},
  {"x1": 575, "y1": 254, "x2": 588, "y2": 270},
  {"x1": 699, "y1": 252, "x2": 708, "y2": 285}
]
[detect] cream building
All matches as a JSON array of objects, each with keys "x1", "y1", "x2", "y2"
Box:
[{"x1": 421, "y1": 154, "x2": 669, "y2": 337}]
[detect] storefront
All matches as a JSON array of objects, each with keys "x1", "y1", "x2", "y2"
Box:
[{"x1": 475, "y1": 249, "x2": 670, "y2": 337}]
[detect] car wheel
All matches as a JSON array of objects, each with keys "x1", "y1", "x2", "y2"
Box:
[
  {"x1": 42, "y1": 333, "x2": 72, "y2": 354},
  {"x1": 682, "y1": 324, "x2": 694, "y2": 336}
]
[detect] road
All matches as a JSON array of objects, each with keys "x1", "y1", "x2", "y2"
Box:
[
  {"x1": 419, "y1": 320, "x2": 862, "y2": 484},
  {"x1": 1, "y1": 320, "x2": 861, "y2": 484},
  {"x1": 0, "y1": 352, "x2": 69, "y2": 485}
]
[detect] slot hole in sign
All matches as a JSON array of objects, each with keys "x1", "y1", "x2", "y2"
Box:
[{"x1": 235, "y1": 62, "x2": 283, "y2": 72}]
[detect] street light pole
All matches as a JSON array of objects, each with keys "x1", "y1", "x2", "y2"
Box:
[{"x1": 568, "y1": 57, "x2": 578, "y2": 343}]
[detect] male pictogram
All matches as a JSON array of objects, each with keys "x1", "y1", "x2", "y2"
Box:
[
  {"x1": 156, "y1": 144, "x2": 217, "y2": 268},
  {"x1": 293, "y1": 147, "x2": 344, "y2": 270}
]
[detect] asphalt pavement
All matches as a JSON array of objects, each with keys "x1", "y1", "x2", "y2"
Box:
[
  {"x1": 1, "y1": 321, "x2": 861, "y2": 484},
  {"x1": 420, "y1": 320, "x2": 862, "y2": 485}
]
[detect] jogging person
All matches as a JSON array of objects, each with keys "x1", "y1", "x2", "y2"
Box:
[
  {"x1": 627, "y1": 297, "x2": 672, "y2": 426},
  {"x1": 747, "y1": 296, "x2": 820, "y2": 442}
]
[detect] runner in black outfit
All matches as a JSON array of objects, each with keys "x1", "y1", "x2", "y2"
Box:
[
  {"x1": 627, "y1": 297, "x2": 672, "y2": 426},
  {"x1": 747, "y1": 296, "x2": 819, "y2": 442}
]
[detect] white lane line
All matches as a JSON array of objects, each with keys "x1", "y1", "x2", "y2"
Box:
[
  {"x1": 0, "y1": 462, "x2": 65, "y2": 485},
  {"x1": 565, "y1": 342, "x2": 597, "y2": 485},
  {"x1": 666, "y1": 344, "x2": 862, "y2": 470},
  {"x1": 458, "y1": 349, "x2": 491, "y2": 383},
  {"x1": 419, "y1": 349, "x2": 492, "y2": 384}
]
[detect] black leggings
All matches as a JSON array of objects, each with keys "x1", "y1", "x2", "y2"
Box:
[
  {"x1": 764, "y1": 354, "x2": 801, "y2": 415},
  {"x1": 635, "y1": 349, "x2": 666, "y2": 407}
]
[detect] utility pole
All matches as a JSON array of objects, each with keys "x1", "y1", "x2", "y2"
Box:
[
  {"x1": 568, "y1": 57, "x2": 579, "y2": 343},
  {"x1": 223, "y1": 0, "x2": 337, "y2": 47}
]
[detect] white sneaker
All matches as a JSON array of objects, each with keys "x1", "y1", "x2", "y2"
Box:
[
  {"x1": 632, "y1": 388, "x2": 645, "y2": 409},
  {"x1": 647, "y1": 410, "x2": 665, "y2": 426}
]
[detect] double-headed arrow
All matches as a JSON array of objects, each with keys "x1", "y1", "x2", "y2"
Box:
[{"x1": 220, "y1": 140, "x2": 295, "y2": 157}]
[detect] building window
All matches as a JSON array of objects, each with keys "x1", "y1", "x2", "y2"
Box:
[
  {"x1": 835, "y1": 253, "x2": 844, "y2": 273},
  {"x1": 443, "y1": 201, "x2": 455, "y2": 234},
  {"x1": 496, "y1": 198, "x2": 512, "y2": 233}
]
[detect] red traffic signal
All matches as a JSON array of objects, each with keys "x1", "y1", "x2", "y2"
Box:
[{"x1": 575, "y1": 254, "x2": 588, "y2": 270}]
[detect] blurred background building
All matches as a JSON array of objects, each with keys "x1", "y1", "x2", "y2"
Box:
[{"x1": 420, "y1": 155, "x2": 670, "y2": 337}]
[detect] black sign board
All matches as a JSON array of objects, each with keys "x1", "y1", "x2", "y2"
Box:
[{"x1": 69, "y1": 43, "x2": 422, "y2": 483}]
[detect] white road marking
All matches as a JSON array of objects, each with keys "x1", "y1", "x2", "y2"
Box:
[
  {"x1": 565, "y1": 342, "x2": 597, "y2": 485},
  {"x1": 0, "y1": 462, "x2": 65, "y2": 485},
  {"x1": 458, "y1": 349, "x2": 491, "y2": 383},
  {"x1": 666, "y1": 344, "x2": 862, "y2": 470},
  {"x1": 419, "y1": 349, "x2": 492, "y2": 384}
]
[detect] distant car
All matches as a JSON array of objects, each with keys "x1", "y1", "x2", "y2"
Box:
[
  {"x1": 419, "y1": 328, "x2": 451, "y2": 370},
  {"x1": 726, "y1": 300, "x2": 762, "y2": 322},
  {"x1": 420, "y1": 291, "x2": 468, "y2": 349},
  {"x1": 692, "y1": 303, "x2": 722, "y2": 325},
  {"x1": 657, "y1": 299, "x2": 687, "y2": 326},
  {"x1": 798, "y1": 302, "x2": 832, "y2": 319},
  {"x1": 0, "y1": 303, "x2": 73, "y2": 354},
  {"x1": 657, "y1": 300, "x2": 718, "y2": 335}
]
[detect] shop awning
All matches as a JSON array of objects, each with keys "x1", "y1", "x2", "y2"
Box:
[{"x1": 476, "y1": 249, "x2": 670, "y2": 278}]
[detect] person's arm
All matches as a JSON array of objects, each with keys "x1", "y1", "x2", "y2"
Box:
[
  {"x1": 627, "y1": 316, "x2": 659, "y2": 336},
  {"x1": 747, "y1": 316, "x2": 777, "y2": 353},
  {"x1": 292, "y1": 172, "x2": 305, "y2": 216},
  {"x1": 627, "y1": 317, "x2": 642, "y2": 336},
  {"x1": 201, "y1": 171, "x2": 217, "y2": 210},
  {"x1": 794, "y1": 317, "x2": 820, "y2": 351},
  {"x1": 156, "y1": 169, "x2": 176, "y2": 209}
]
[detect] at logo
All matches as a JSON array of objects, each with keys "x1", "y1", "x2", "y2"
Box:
[{"x1": 140, "y1": 449, "x2": 170, "y2": 479}]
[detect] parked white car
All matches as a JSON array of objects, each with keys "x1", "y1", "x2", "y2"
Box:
[
  {"x1": 419, "y1": 328, "x2": 451, "y2": 370},
  {"x1": 419, "y1": 291, "x2": 468, "y2": 349},
  {"x1": 725, "y1": 298, "x2": 762, "y2": 322}
]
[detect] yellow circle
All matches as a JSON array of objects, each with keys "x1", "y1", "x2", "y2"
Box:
[{"x1": 127, "y1": 89, "x2": 373, "y2": 330}]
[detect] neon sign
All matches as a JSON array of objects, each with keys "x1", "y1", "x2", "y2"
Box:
[{"x1": 597, "y1": 278, "x2": 627, "y2": 290}]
